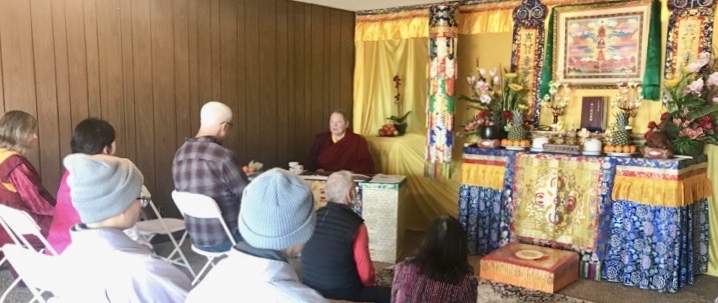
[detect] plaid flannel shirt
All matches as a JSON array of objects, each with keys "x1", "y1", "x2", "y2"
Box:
[{"x1": 172, "y1": 136, "x2": 248, "y2": 247}]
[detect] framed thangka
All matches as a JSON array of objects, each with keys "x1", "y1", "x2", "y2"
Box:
[
  {"x1": 552, "y1": 1, "x2": 653, "y2": 86},
  {"x1": 511, "y1": 0, "x2": 547, "y2": 126}
]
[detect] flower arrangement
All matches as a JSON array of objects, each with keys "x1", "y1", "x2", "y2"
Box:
[
  {"x1": 456, "y1": 67, "x2": 529, "y2": 139},
  {"x1": 379, "y1": 74, "x2": 411, "y2": 137},
  {"x1": 644, "y1": 52, "x2": 718, "y2": 156}
]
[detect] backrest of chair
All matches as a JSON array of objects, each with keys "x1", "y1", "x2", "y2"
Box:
[
  {"x1": 0, "y1": 204, "x2": 41, "y2": 236},
  {"x1": 3, "y1": 244, "x2": 63, "y2": 292},
  {"x1": 172, "y1": 191, "x2": 224, "y2": 219},
  {"x1": 172, "y1": 190, "x2": 236, "y2": 246},
  {"x1": 0, "y1": 205, "x2": 58, "y2": 255}
]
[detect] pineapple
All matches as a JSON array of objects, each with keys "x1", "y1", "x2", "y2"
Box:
[
  {"x1": 507, "y1": 109, "x2": 528, "y2": 141},
  {"x1": 611, "y1": 111, "x2": 631, "y2": 146}
]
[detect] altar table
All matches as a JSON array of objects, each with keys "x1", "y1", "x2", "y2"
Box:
[
  {"x1": 458, "y1": 147, "x2": 711, "y2": 293},
  {"x1": 300, "y1": 175, "x2": 408, "y2": 264}
]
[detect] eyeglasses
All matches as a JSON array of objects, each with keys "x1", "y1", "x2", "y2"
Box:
[{"x1": 138, "y1": 196, "x2": 150, "y2": 208}]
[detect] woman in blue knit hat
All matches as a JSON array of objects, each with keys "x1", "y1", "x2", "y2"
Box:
[{"x1": 187, "y1": 168, "x2": 329, "y2": 302}]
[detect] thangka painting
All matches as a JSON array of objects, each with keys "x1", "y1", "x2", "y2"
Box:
[{"x1": 553, "y1": 2, "x2": 652, "y2": 86}]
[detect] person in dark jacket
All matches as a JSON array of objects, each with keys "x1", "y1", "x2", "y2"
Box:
[{"x1": 301, "y1": 170, "x2": 390, "y2": 303}]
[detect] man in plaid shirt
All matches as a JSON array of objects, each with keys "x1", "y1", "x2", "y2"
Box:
[{"x1": 172, "y1": 101, "x2": 248, "y2": 252}]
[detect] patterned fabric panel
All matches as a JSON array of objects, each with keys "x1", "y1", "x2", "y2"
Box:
[{"x1": 601, "y1": 198, "x2": 709, "y2": 293}]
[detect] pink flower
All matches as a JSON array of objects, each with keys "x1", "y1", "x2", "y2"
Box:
[
  {"x1": 673, "y1": 118, "x2": 683, "y2": 126},
  {"x1": 475, "y1": 81, "x2": 490, "y2": 93},
  {"x1": 480, "y1": 94, "x2": 492, "y2": 104},
  {"x1": 684, "y1": 78, "x2": 704, "y2": 95},
  {"x1": 707, "y1": 72, "x2": 718, "y2": 87}
]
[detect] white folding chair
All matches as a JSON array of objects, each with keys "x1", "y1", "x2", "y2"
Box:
[
  {"x1": 0, "y1": 205, "x2": 58, "y2": 303},
  {"x1": 134, "y1": 191, "x2": 196, "y2": 278},
  {"x1": 172, "y1": 191, "x2": 237, "y2": 285},
  {"x1": 1, "y1": 244, "x2": 67, "y2": 303}
]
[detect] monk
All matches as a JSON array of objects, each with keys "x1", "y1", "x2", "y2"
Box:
[{"x1": 307, "y1": 111, "x2": 375, "y2": 175}]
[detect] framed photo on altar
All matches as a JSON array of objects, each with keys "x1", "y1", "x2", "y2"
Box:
[
  {"x1": 552, "y1": 1, "x2": 653, "y2": 87},
  {"x1": 580, "y1": 96, "x2": 608, "y2": 132}
]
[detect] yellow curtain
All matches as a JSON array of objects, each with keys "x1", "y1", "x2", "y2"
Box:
[
  {"x1": 353, "y1": 38, "x2": 428, "y2": 135},
  {"x1": 706, "y1": 146, "x2": 718, "y2": 276}
]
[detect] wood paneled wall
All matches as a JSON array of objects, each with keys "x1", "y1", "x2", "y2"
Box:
[{"x1": 0, "y1": 0, "x2": 355, "y2": 215}]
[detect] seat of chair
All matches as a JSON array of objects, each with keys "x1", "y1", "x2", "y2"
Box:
[
  {"x1": 190, "y1": 245, "x2": 231, "y2": 257},
  {"x1": 135, "y1": 218, "x2": 186, "y2": 234}
]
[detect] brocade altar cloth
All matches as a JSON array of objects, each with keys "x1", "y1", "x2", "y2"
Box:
[{"x1": 459, "y1": 147, "x2": 711, "y2": 292}]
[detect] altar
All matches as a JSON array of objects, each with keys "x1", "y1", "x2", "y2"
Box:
[{"x1": 458, "y1": 147, "x2": 712, "y2": 293}]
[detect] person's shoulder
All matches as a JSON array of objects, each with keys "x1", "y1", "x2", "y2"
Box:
[{"x1": 314, "y1": 131, "x2": 332, "y2": 140}]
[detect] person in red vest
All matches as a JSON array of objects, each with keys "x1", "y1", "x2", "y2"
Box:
[{"x1": 307, "y1": 111, "x2": 375, "y2": 175}]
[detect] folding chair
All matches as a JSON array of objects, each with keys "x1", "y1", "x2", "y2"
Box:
[
  {"x1": 0, "y1": 205, "x2": 58, "y2": 303},
  {"x1": 1, "y1": 244, "x2": 66, "y2": 303},
  {"x1": 134, "y1": 189, "x2": 195, "y2": 278},
  {"x1": 172, "y1": 191, "x2": 237, "y2": 285}
]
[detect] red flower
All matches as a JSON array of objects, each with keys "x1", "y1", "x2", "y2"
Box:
[
  {"x1": 647, "y1": 121, "x2": 657, "y2": 129},
  {"x1": 503, "y1": 111, "x2": 513, "y2": 120},
  {"x1": 660, "y1": 112, "x2": 670, "y2": 122}
]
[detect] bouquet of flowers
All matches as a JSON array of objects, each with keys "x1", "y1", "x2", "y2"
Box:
[
  {"x1": 645, "y1": 52, "x2": 718, "y2": 156},
  {"x1": 456, "y1": 67, "x2": 529, "y2": 139}
]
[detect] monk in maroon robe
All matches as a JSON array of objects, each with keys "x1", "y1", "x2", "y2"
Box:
[
  {"x1": 0, "y1": 111, "x2": 56, "y2": 258},
  {"x1": 307, "y1": 111, "x2": 375, "y2": 175}
]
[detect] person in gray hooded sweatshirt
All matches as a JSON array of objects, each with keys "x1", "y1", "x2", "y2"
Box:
[{"x1": 58, "y1": 154, "x2": 191, "y2": 302}]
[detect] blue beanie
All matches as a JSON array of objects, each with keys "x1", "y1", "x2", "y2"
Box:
[
  {"x1": 238, "y1": 168, "x2": 315, "y2": 250},
  {"x1": 63, "y1": 154, "x2": 144, "y2": 224}
]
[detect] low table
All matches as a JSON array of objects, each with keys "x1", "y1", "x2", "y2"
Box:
[{"x1": 480, "y1": 243, "x2": 579, "y2": 293}]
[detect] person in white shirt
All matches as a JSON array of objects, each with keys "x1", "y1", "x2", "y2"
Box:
[
  {"x1": 187, "y1": 168, "x2": 328, "y2": 303},
  {"x1": 58, "y1": 154, "x2": 191, "y2": 302}
]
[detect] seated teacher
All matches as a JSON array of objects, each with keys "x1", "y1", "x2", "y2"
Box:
[{"x1": 307, "y1": 111, "x2": 375, "y2": 175}]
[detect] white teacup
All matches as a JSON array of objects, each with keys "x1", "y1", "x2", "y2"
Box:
[
  {"x1": 532, "y1": 137, "x2": 548, "y2": 149},
  {"x1": 291, "y1": 165, "x2": 304, "y2": 174},
  {"x1": 289, "y1": 161, "x2": 299, "y2": 168}
]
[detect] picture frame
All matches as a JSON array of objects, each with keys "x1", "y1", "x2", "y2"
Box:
[
  {"x1": 580, "y1": 96, "x2": 608, "y2": 132},
  {"x1": 552, "y1": 2, "x2": 653, "y2": 87}
]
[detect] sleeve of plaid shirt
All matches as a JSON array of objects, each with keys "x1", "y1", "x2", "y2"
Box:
[{"x1": 221, "y1": 153, "x2": 250, "y2": 202}]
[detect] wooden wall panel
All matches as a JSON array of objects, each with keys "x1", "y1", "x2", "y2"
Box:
[{"x1": 0, "y1": 0, "x2": 355, "y2": 214}]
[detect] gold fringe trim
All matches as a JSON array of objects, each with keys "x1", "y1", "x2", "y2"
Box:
[
  {"x1": 460, "y1": 163, "x2": 505, "y2": 190},
  {"x1": 355, "y1": 9, "x2": 430, "y2": 41},
  {"x1": 612, "y1": 174, "x2": 713, "y2": 207}
]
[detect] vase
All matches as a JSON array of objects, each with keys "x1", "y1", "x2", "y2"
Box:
[
  {"x1": 479, "y1": 125, "x2": 507, "y2": 140},
  {"x1": 673, "y1": 141, "x2": 705, "y2": 158},
  {"x1": 393, "y1": 123, "x2": 408, "y2": 136}
]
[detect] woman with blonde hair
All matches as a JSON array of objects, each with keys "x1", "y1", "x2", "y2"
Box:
[{"x1": 0, "y1": 110, "x2": 56, "y2": 253}]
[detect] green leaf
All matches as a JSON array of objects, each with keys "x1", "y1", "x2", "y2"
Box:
[{"x1": 687, "y1": 104, "x2": 718, "y2": 119}]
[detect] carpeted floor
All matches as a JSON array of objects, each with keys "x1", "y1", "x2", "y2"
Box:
[{"x1": 1, "y1": 239, "x2": 717, "y2": 303}]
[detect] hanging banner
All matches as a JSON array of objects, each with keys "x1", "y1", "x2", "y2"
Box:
[
  {"x1": 510, "y1": 0, "x2": 547, "y2": 126},
  {"x1": 664, "y1": 0, "x2": 717, "y2": 82},
  {"x1": 425, "y1": 5, "x2": 458, "y2": 179}
]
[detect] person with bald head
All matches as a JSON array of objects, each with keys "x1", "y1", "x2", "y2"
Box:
[
  {"x1": 307, "y1": 111, "x2": 375, "y2": 175},
  {"x1": 172, "y1": 101, "x2": 248, "y2": 252}
]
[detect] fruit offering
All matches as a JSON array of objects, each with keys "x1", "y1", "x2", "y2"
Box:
[
  {"x1": 242, "y1": 160, "x2": 263, "y2": 174},
  {"x1": 378, "y1": 124, "x2": 400, "y2": 137},
  {"x1": 603, "y1": 144, "x2": 636, "y2": 154},
  {"x1": 500, "y1": 139, "x2": 530, "y2": 148}
]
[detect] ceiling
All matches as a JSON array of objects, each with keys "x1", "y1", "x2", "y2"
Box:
[{"x1": 291, "y1": 0, "x2": 444, "y2": 12}]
